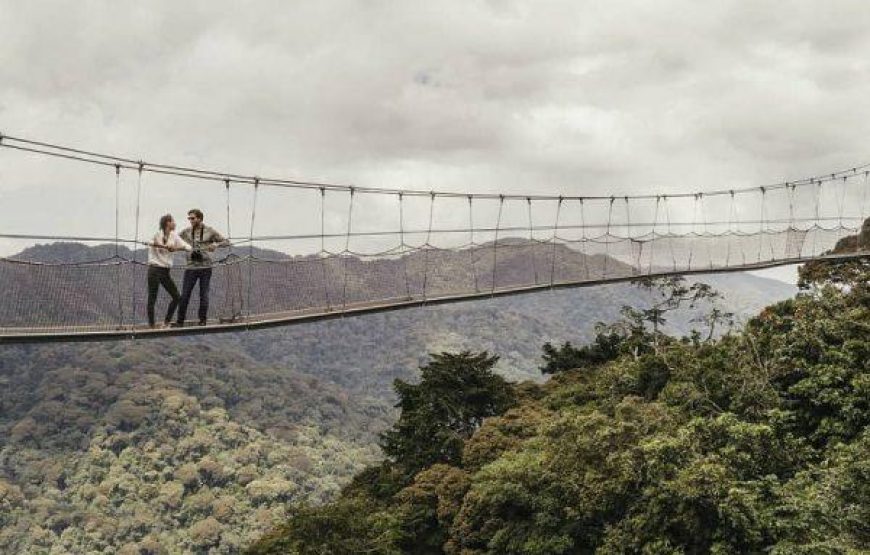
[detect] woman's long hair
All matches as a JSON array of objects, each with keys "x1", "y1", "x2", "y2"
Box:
[{"x1": 158, "y1": 214, "x2": 173, "y2": 243}]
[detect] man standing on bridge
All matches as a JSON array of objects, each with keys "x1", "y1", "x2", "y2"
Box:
[{"x1": 174, "y1": 209, "x2": 230, "y2": 326}]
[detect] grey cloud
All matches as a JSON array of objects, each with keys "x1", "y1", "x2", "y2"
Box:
[{"x1": 2, "y1": 0, "x2": 870, "y2": 248}]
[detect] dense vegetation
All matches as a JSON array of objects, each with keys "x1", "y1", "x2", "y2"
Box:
[
  {"x1": 249, "y1": 263, "x2": 869, "y2": 554},
  {"x1": 0, "y1": 341, "x2": 388, "y2": 553}
]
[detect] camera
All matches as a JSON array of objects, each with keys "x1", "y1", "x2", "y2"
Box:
[{"x1": 190, "y1": 249, "x2": 205, "y2": 263}]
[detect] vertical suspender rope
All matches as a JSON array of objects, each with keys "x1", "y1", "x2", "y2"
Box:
[
  {"x1": 527, "y1": 197, "x2": 539, "y2": 284},
  {"x1": 225, "y1": 179, "x2": 232, "y2": 239},
  {"x1": 469, "y1": 195, "x2": 479, "y2": 292},
  {"x1": 114, "y1": 165, "x2": 123, "y2": 327},
  {"x1": 130, "y1": 162, "x2": 144, "y2": 328},
  {"x1": 701, "y1": 193, "x2": 713, "y2": 269},
  {"x1": 758, "y1": 187, "x2": 765, "y2": 262},
  {"x1": 224, "y1": 179, "x2": 241, "y2": 321},
  {"x1": 491, "y1": 195, "x2": 504, "y2": 294},
  {"x1": 398, "y1": 193, "x2": 412, "y2": 300},
  {"x1": 837, "y1": 176, "x2": 848, "y2": 230},
  {"x1": 318, "y1": 187, "x2": 332, "y2": 310},
  {"x1": 341, "y1": 188, "x2": 355, "y2": 311},
  {"x1": 786, "y1": 183, "x2": 797, "y2": 258},
  {"x1": 811, "y1": 180, "x2": 821, "y2": 256},
  {"x1": 861, "y1": 172, "x2": 870, "y2": 228},
  {"x1": 579, "y1": 198, "x2": 589, "y2": 280},
  {"x1": 603, "y1": 196, "x2": 614, "y2": 278},
  {"x1": 664, "y1": 195, "x2": 678, "y2": 271},
  {"x1": 761, "y1": 187, "x2": 775, "y2": 262},
  {"x1": 549, "y1": 197, "x2": 562, "y2": 287},
  {"x1": 421, "y1": 192, "x2": 435, "y2": 300},
  {"x1": 624, "y1": 196, "x2": 638, "y2": 275},
  {"x1": 724, "y1": 191, "x2": 735, "y2": 268},
  {"x1": 246, "y1": 178, "x2": 259, "y2": 321},
  {"x1": 687, "y1": 193, "x2": 699, "y2": 270},
  {"x1": 114, "y1": 165, "x2": 121, "y2": 257},
  {"x1": 648, "y1": 196, "x2": 660, "y2": 275}
]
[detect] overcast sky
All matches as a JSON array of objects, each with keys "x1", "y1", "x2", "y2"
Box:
[{"x1": 3, "y1": 1, "x2": 870, "y2": 281}]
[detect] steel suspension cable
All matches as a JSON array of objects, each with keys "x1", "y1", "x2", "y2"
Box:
[
  {"x1": 580, "y1": 198, "x2": 589, "y2": 280},
  {"x1": 341, "y1": 188, "x2": 355, "y2": 311},
  {"x1": 246, "y1": 179, "x2": 259, "y2": 320},
  {"x1": 131, "y1": 163, "x2": 144, "y2": 325},
  {"x1": 113, "y1": 165, "x2": 123, "y2": 327},
  {"x1": 624, "y1": 196, "x2": 639, "y2": 275},
  {"x1": 837, "y1": 176, "x2": 847, "y2": 230},
  {"x1": 664, "y1": 195, "x2": 678, "y2": 271},
  {"x1": 811, "y1": 180, "x2": 821, "y2": 256},
  {"x1": 724, "y1": 191, "x2": 735, "y2": 267},
  {"x1": 5, "y1": 133, "x2": 870, "y2": 202},
  {"x1": 225, "y1": 180, "x2": 233, "y2": 239},
  {"x1": 491, "y1": 196, "x2": 504, "y2": 294},
  {"x1": 648, "y1": 196, "x2": 661, "y2": 274},
  {"x1": 468, "y1": 195, "x2": 479, "y2": 292},
  {"x1": 861, "y1": 172, "x2": 870, "y2": 226},
  {"x1": 319, "y1": 188, "x2": 332, "y2": 310},
  {"x1": 603, "y1": 197, "x2": 615, "y2": 278},
  {"x1": 761, "y1": 188, "x2": 774, "y2": 262},
  {"x1": 549, "y1": 197, "x2": 563, "y2": 286},
  {"x1": 398, "y1": 193, "x2": 411, "y2": 299},
  {"x1": 222, "y1": 179, "x2": 243, "y2": 322},
  {"x1": 421, "y1": 192, "x2": 436, "y2": 300},
  {"x1": 687, "y1": 193, "x2": 700, "y2": 270},
  {"x1": 527, "y1": 198, "x2": 539, "y2": 284}
]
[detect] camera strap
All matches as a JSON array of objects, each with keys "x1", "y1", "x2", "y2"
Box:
[{"x1": 192, "y1": 226, "x2": 204, "y2": 248}]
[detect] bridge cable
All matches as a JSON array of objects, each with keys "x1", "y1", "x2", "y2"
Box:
[
  {"x1": 579, "y1": 198, "x2": 589, "y2": 280},
  {"x1": 648, "y1": 196, "x2": 661, "y2": 274},
  {"x1": 837, "y1": 176, "x2": 847, "y2": 230},
  {"x1": 625, "y1": 197, "x2": 639, "y2": 275},
  {"x1": 811, "y1": 180, "x2": 821, "y2": 257},
  {"x1": 222, "y1": 180, "x2": 242, "y2": 321},
  {"x1": 246, "y1": 179, "x2": 259, "y2": 321},
  {"x1": 725, "y1": 191, "x2": 735, "y2": 268},
  {"x1": 113, "y1": 165, "x2": 124, "y2": 327},
  {"x1": 491, "y1": 196, "x2": 504, "y2": 294},
  {"x1": 468, "y1": 196, "x2": 479, "y2": 292},
  {"x1": 861, "y1": 172, "x2": 870, "y2": 225},
  {"x1": 549, "y1": 197, "x2": 563, "y2": 287},
  {"x1": 603, "y1": 197, "x2": 615, "y2": 278},
  {"x1": 131, "y1": 163, "x2": 144, "y2": 327},
  {"x1": 527, "y1": 198, "x2": 539, "y2": 284},
  {"x1": 398, "y1": 193, "x2": 411, "y2": 300},
  {"x1": 341, "y1": 188, "x2": 355, "y2": 311},
  {"x1": 318, "y1": 188, "x2": 332, "y2": 310},
  {"x1": 422, "y1": 192, "x2": 436, "y2": 300}
]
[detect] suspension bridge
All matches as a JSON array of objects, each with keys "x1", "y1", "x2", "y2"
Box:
[{"x1": 0, "y1": 133, "x2": 868, "y2": 343}]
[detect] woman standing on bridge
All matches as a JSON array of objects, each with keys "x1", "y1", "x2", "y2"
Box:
[{"x1": 146, "y1": 214, "x2": 191, "y2": 328}]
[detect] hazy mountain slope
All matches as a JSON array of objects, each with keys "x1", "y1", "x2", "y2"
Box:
[{"x1": 216, "y1": 272, "x2": 795, "y2": 391}]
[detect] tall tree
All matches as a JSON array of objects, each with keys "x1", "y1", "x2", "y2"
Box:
[{"x1": 380, "y1": 352, "x2": 515, "y2": 476}]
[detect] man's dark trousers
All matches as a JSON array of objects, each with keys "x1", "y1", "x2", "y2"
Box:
[{"x1": 177, "y1": 267, "x2": 212, "y2": 325}]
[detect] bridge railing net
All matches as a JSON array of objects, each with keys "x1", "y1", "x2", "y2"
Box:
[{"x1": 1, "y1": 135, "x2": 868, "y2": 336}]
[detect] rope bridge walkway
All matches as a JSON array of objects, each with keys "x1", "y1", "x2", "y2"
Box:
[{"x1": 1, "y1": 134, "x2": 868, "y2": 343}]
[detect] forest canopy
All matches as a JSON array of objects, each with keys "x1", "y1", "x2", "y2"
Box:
[{"x1": 248, "y1": 264, "x2": 870, "y2": 554}]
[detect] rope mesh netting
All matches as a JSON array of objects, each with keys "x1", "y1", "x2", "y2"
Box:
[{"x1": 1, "y1": 134, "x2": 868, "y2": 341}]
